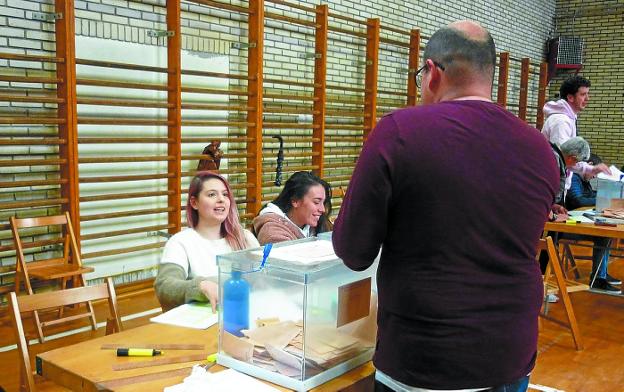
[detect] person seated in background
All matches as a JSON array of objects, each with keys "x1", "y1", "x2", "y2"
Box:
[
  {"x1": 550, "y1": 139, "x2": 620, "y2": 293},
  {"x1": 155, "y1": 171, "x2": 259, "y2": 311},
  {"x1": 253, "y1": 171, "x2": 331, "y2": 244},
  {"x1": 565, "y1": 153, "x2": 602, "y2": 211}
]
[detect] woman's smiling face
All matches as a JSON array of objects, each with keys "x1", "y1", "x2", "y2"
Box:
[{"x1": 190, "y1": 178, "x2": 230, "y2": 226}]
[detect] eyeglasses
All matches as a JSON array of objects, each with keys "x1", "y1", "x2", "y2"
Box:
[{"x1": 414, "y1": 61, "x2": 446, "y2": 88}]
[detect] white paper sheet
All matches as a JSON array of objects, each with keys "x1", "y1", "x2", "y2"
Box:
[
  {"x1": 164, "y1": 368, "x2": 281, "y2": 392},
  {"x1": 150, "y1": 303, "x2": 218, "y2": 329},
  {"x1": 267, "y1": 240, "x2": 337, "y2": 264}
]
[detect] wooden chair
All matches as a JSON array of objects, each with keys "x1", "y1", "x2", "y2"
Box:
[
  {"x1": 8, "y1": 277, "x2": 122, "y2": 392},
  {"x1": 538, "y1": 236, "x2": 588, "y2": 351},
  {"x1": 10, "y1": 212, "x2": 95, "y2": 343}
]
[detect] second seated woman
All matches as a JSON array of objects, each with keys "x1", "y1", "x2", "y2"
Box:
[
  {"x1": 253, "y1": 171, "x2": 331, "y2": 245},
  {"x1": 154, "y1": 171, "x2": 259, "y2": 311}
]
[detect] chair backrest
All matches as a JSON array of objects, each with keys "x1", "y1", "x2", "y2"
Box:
[
  {"x1": 10, "y1": 212, "x2": 82, "y2": 284},
  {"x1": 8, "y1": 277, "x2": 122, "y2": 392}
]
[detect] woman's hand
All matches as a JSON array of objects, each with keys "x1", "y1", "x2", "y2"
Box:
[{"x1": 199, "y1": 280, "x2": 219, "y2": 313}]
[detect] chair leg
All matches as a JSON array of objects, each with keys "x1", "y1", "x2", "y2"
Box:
[
  {"x1": 549, "y1": 257, "x2": 584, "y2": 351},
  {"x1": 79, "y1": 274, "x2": 98, "y2": 332},
  {"x1": 562, "y1": 243, "x2": 580, "y2": 280}
]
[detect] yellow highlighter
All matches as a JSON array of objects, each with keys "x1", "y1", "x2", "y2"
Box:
[{"x1": 116, "y1": 348, "x2": 163, "y2": 357}]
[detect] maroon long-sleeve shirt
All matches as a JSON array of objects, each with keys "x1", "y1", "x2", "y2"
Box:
[{"x1": 333, "y1": 100, "x2": 559, "y2": 390}]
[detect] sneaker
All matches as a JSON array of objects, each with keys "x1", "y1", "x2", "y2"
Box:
[
  {"x1": 606, "y1": 274, "x2": 622, "y2": 285},
  {"x1": 590, "y1": 278, "x2": 622, "y2": 294},
  {"x1": 545, "y1": 294, "x2": 559, "y2": 303}
]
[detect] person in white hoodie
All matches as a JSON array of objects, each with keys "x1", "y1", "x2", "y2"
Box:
[
  {"x1": 542, "y1": 75, "x2": 590, "y2": 147},
  {"x1": 253, "y1": 171, "x2": 332, "y2": 245},
  {"x1": 542, "y1": 75, "x2": 610, "y2": 194}
]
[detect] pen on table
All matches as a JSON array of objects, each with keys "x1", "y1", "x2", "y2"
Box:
[{"x1": 116, "y1": 348, "x2": 163, "y2": 357}]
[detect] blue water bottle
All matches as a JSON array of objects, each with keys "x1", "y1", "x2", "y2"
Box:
[{"x1": 223, "y1": 270, "x2": 249, "y2": 337}]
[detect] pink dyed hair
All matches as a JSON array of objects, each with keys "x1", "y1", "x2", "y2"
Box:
[{"x1": 186, "y1": 171, "x2": 248, "y2": 251}]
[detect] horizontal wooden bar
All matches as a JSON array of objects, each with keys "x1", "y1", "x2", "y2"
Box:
[
  {"x1": 0, "y1": 237, "x2": 64, "y2": 254},
  {"x1": 378, "y1": 89, "x2": 408, "y2": 96},
  {"x1": 0, "y1": 95, "x2": 64, "y2": 104},
  {"x1": 264, "y1": 78, "x2": 315, "y2": 88},
  {"x1": 0, "y1": 52, "x2": 64, "y2": 63},
  {"x1": 265, "y1": 0, "x2": 316, "y2": 12},
  {"x1": 76, "y1": 78, "x2": 168, "y2": 91},
  {"x1": 379, "y1": 36, "x2": 410, "y2": 48},
  {"x1": 324, "y1": 174, "x2": 352, "y2": 182},
  {"x1": 191, "y1": 0, "x2": 250, "y2": 14},
  {"x1": 328, "y1": 25, "x2": 367, "y2": 39},
  {"x1": 326, "y1": 84, "x2": 365, "y2": 93},
  {"x1": 324, "y1": 124, "x2": 364, "y2": 130},
  {"x1": 182, "y1": 152, "x2": 252, "y2": 160},
  {"x1": 324, "y1": 162, "x2": 356, "y2": 169},
  {"x1": 380, "y1": 24, "x2": 411, "y2": 36},
  {"x1": 181, "y1": 103, "x2": 251, "y2": 111},
  {"x1": 0, "y1": 158, "x2": 66, "y2": 167},
  {"x1": 82, "y1": 242, "x2": 165, "y2": 260},
  {"x1": 0, "y1": 75, "x2": 61, "y2": 84},
  {"x1": 263, "y1": 106, "x2": 313, "y2": 114},
  {"x1": 80, "y1": 207, "x2": 173, "y2": 222},
  {"x1": 262, "y1": 122, "x2": 317, "y2": 129},
  {"x1": 0, "y1": 197, "x2": 67, "y2": 211},
  {"x1": 79, "y1": 173, "x2": 173, "y2": 183},
  {"x1": 182, "y1": 86, "x2": 250, "y2": 96},
  {"x1": 80, "y1": 190, "x2": 172, "y2": 203},
  {"x1": 0, "y1": 178, "x2": 66, "y2": 189},
  {"x1": 181, "y1": 136, "x2": 254, "y2": 143},
  {"x1": 181, "y1": 167, "x2": 254, "y2": 176},
  {"x1": 0, "y1": 138, "x2": 66, "y2": 145},
  {"x1": 182, "y1": 69, "x2": 250, "y2": 80},
  {"x1": 265, "y1": 11, "x2": 316, "y2": 27},
  {"x1": 262, "y1": 136, "x2": 317, "y2": 143},
  {"x1": 77, "y1": 117, "x2": 172, "y2": 125},
  {"x1": 264, "y1": 93, "x2": 316, "y2": 101},
  {"x1": 180, "y1": 120, "x2": 251, "y2": 127},
  {"x1": 0, "y1": 117, "x2": 65, "y2": 125},
  {"x1": 81, "y1": 223, "x2": 175, "y2": 241},
  {"x1": 325, "y1": 136, "x2": 363, "y2": 142},
  {"x1": 76, "y1": 58, "x2": 168, "y2": 73},
  {"x1": 77, "y1": 97, "x2": 171, "y2": 108},
  {"x1": 328, "y1": 11, "x2": 367, "y2": 25},
  {"x1": 78, "y1": 155, "x2": 173, "y2": 164},
  {"x1": 78, "y1": 137, "x2": 173, "y2": 144}
]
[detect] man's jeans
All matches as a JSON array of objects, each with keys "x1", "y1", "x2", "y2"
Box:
[{"x1": 374, "y1": 375, "x2": 530, "y2": 392}]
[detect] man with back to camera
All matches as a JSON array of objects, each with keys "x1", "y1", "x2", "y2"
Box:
[{"x1": 333, "y1": 21, "x2": 559, "y2": 392}]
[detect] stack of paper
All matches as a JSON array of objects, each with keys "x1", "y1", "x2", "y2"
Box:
[{"x1": 150, "y1": 303, "x2": 218, "y2": 329}]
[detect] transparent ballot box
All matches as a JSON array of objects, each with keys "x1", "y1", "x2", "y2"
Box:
[
  {"x1": 596, "y1": 178, "x2": 624, "y2": 212},
  {"x1": 216, "y1": 237, "x2": 376, "y2": 391}
]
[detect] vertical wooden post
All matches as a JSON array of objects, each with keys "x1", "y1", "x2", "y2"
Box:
[
  {"x1": 363, "y1": 18, "x2": 380, "y2": 140},
  {"x1": 166, "y1": 0, "x2": 182, "y2": 234},
  {"x1": 536, "y1": 62, "x2": 549, "y2": 130},
  {"x1": 56, "y1": 0, "x2": 80, "y2": 243},
  {"x1": 496, "y1": 52, "x2": 510, "y2": 107},
  {"x1": 312, "y1": 4, "x2": 328, "y2": 178},
  {"x1": 407, "y1": 28, "x2": 420, "y2": 106},
  {"x1": 246, "y1": 0, "x2": 264, "y2": 216},
  {"x1": 518, "y1": 57, "x2": 530, "y2": 121}
]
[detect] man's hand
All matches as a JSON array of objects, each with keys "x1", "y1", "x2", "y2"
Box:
[
  {"x1": 200, "y1": 280, "x2": 219, "y2": 313},
  {"x1": 552, "y1": 204, "x2": 568, "y2": 215},
  {"x1": 590, "y1": 163, "x2": 611, "y2": 176}
]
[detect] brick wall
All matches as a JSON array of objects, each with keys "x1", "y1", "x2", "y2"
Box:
[
  {"x1": 1, "y1": 0, "x2": 558, "y2": 284},
  {"x1": 551, "y1": 0, "x2": 623, "y2": 167}
]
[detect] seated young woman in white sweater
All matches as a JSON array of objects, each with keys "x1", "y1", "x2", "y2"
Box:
[{"x1": 154, "y1": 171, "x2": 259, "y2": 311}]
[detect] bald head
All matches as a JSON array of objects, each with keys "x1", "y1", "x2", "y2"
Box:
[{"x1": 423, "y1": 20, "x2": 496, "y2": 85}]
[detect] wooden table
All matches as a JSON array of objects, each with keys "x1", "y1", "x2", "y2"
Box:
[
  {"x1": 36, "y1": 322, "x2": 375, "y2": 391},
  {"x1": 544, "y1": 221, "x2": 624, "y2": 239}
]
